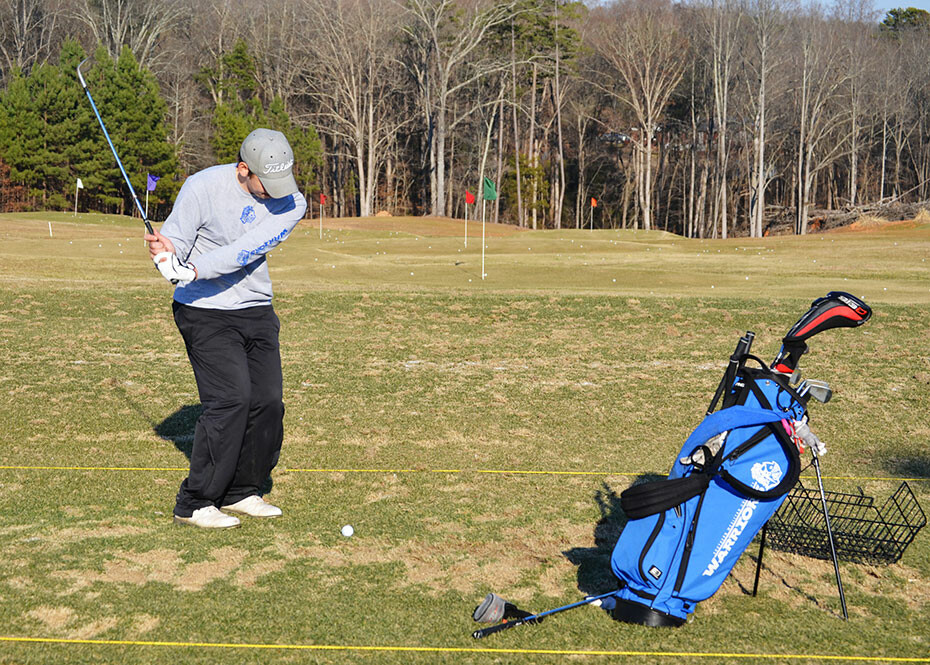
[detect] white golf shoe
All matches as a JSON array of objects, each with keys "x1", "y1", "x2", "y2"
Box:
[
  {"x1": 221, "y1": 495, "x2": 282, "y2": 518},
  {"x1": 174, "y1": 506, "x2": 241, "y2": 529}
]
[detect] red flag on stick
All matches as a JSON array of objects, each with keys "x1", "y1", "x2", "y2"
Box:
[
  {"x1": 320, "y1": 194, "x2": 327, "y2": 205},
  {"x1": 591, "y1": 197, "x2": 597, "y2": 208},
  {"x1": 465, "y1": 190, "x2": 475, "y2": 205}
]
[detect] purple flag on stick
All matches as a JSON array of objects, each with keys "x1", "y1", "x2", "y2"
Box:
[{"x1": 147, "y1": 174, "x2": 160, "y2": 192}]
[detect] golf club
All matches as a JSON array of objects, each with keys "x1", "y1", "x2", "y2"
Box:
[
  {"x1": 76, "y1": 58, "x2": 153, "y2": 235},
  {"x1": 471, "y1": 591, "x2": 617, "y2": 640},
  {"x1": 771, "y1": 292, "x2": 872, "y2": 375},
  {"x1": 472, "y1": 592, "x2": 534, "y2": 623},
  {"x1": 798, "y1": 379, "x2": 832, "y2": 404}
]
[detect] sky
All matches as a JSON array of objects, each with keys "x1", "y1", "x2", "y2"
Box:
[{"x1": 875, "y1": 0, "x2": 930, "y2": 12}]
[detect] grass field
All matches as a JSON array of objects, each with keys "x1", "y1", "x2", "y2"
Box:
[{"x1": 0, "y1": 211, "x2": 928, "y2": 664}]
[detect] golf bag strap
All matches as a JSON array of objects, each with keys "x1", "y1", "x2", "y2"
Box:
[
  {"x1": 741, "y1": 366, "x2": 810, "y2": 411},
  {"x1": 620, "y1": 473, "x2": 711, "y2": 520},
  {"x1": 620, "y1": 407, "x2": 793, "y2": 520},
  {"x1": 718, "y1": 422, "x2": 801, "y2": 500},
  {"x1": 683, "y1": 406, "x2": 786, "y2": 453}
]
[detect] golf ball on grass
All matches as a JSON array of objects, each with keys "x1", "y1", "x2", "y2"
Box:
[{"x1": 341, "y1": 524, "x2": 354, "y2": 537}]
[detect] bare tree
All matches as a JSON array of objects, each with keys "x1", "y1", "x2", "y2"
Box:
[
  {"x1": 791, "y1": 7, "x2": 851, "y2": 233},
  {"x1": 0, "y1": 0, "x2": 62, "y2": 76},
  {"x1": 509, "y1": 18, "x2": 524, "y2": 226},
  {"x1": 72, "y1": 0, "x2": 187, "y2": 70},
  {"x1": 552, "y1": 0, "x2": 566, "y2": 228},
  {"x1": 700, "y1": 0, "x2": 741, "y2": 238},
  {"x1": 591, "y1": 0, "x2": 686, "y2": 231},
  {"x1": 900, "y1": 28, "x2": 930, "y2": 201},
  {"x1": 738, "y1": 0, "x2": 789, "y2": 237},
  {"x1": 247, "y1": 0, "x2": 308, "y2": 110},
  {"x1": 188, "y1": 0, "x2": 246, "y2": 107},
  {"x1": 833, "y1": 0, "x2": 880, "y2": 207},
  {"x1": 401, "y1": 0, "x2": 517, "y2": 216},
  {"x1": 303, "y1": 0, "x2": 409, "y2": 216}
]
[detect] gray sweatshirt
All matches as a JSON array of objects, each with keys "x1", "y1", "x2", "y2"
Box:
[{"x1": 160, "y1": 163, "x2": 307, "y2": 310}]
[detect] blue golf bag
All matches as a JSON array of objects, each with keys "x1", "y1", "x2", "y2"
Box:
[{"x1": 609, "y1": 293, "x2": 871, "y2": 627}]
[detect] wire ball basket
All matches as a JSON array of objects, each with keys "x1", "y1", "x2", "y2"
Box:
[{"x1": 765, "y1": 480, "x2": 926, "y2": 565}]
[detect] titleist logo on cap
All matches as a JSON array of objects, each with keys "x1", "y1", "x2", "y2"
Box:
[{"x1": 262, "y1": 159, "x2": 293, "y2": 174}]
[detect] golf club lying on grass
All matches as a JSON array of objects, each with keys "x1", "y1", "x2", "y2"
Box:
[
  {"x1": 472, "y1": 592, "x2": 536, "y2": 624},
  {"x1": 471, "y1": 591, "x2": 618, "y2": 640}
]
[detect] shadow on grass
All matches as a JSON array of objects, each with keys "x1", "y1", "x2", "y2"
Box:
[
  {"x1": 562, "y1": 474, "x2": 665, "y2": 596},
  {"x1": 884, "y1": 455, "x2": 930, "y2": 479},
  {"x1": 154, "y1": 404, "x2": 274, "y2": 494},
  {"x1": 154, "y1": 404, "x2": 202, "y2": 460}
]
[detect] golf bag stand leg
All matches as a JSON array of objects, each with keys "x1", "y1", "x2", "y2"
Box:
[
  {"x1": 752, "y1": 523, "x2": 768, "y2": 597},
  {"x1": 812, "y1": 452, "x2": 848, "y2": 620}
]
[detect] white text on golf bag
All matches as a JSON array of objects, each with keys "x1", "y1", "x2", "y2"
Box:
[{"x1": 702, "y1": 461, "x2": 782, "y2": 577}]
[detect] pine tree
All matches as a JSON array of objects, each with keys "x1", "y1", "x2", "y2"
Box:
[
  {"x1": 61, "y1": 40, "x2": 101, "y2": 212},
  {"x1": 35, "y1": 41, "x2": 93, "y2": 209},
  {"x1": 80, "y1": 47, "x2": 124, "y2": 211},
  {"x1": 112, "y1": 45, "x2": 178, "y2": 214},
  {"x1": 0, "y1": 67, "x2": 44, "y2": 207},
  {"x1": 204, "y1": 41, "x2": 322, "y2": 197},
  {"x1": 81, "y1": 46, "x2": 179, "y2": 216}
]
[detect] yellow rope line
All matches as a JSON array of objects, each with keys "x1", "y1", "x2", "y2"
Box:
[
  {"x1": 0, "y1": 465, "x2": 926, "y2": 483},
  {"x1": 0, "y1": 636, "x2": 927, "y2": 661},
  {"x1": 0, "y1": 465, "x2": 187, "y2": 472}
]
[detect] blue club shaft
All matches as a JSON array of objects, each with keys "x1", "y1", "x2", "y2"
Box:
[
  {"x1": 77, "y1": 59, "x2": 153, "y2": 234},
  {"x1": 472, "y1": 591, "x2": 618, "y2": 639}
]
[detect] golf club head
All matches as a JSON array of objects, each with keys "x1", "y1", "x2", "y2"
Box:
[
  {"x1": 473, "y1": 593, "x2": 507, "y2": 623},
  {"x1": 772, "y1": 292, "x2": 871, "y2": 374},
  {"x1": 472, "y1": 593, "x2": 535, "y2": 623},
  {"x1": 804, "y1": 379, "x2": 832, "y2": 403}
]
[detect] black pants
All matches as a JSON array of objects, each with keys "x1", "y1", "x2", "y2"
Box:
[{"x1": 172, "y1": 302, "x2": 284, "y2": 517}]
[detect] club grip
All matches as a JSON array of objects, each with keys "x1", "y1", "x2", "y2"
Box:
[{"x1": 472, "y1": 619, "x2": 524, "y2": 640}]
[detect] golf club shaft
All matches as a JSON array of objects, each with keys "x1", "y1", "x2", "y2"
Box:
[
  {"x1": 811, "y1": 453, "x2": 848, "y2": 620},
  {"x1": 77, "y1": 59, "x2": 153, "y2": 234},
  {"x1": 471, "y1": 592, "x2": 617, "y2": 640}
]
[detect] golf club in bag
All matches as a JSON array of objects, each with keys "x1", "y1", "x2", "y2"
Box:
[{"x1": 609, "y1": 292, "x2": 870, "y2": 626}]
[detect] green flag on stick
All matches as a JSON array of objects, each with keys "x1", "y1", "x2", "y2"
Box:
[{"x1": 482, "y1": 177, "x2": 497, "y2": 201}]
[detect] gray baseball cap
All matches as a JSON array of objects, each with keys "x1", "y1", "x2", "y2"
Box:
[{"x1": 240, "y1": 128, "x2": 299, "y2": 199}]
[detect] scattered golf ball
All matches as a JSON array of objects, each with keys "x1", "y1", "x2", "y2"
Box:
[{"x1": 341, "y1": 524, "x2": 354, "y2": 537}]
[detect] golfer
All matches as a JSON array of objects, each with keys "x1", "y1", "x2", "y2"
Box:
[{"x1": 145, "y1": 128, "x2": 307, "y2": 528}]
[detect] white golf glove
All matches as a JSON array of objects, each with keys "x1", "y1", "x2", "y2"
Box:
[
  {"x1": 792, "y1": 419, "x2": 827, "y2": 457},
  {"x1": 153, "y1": 251, "x2": 196, "y2": 286}
]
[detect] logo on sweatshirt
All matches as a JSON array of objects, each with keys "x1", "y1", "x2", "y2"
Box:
[
  {"x1": 240, "y1": 205, "x2": 256, "y2": 225},
  {"x1": 236, "y1": 227, "x2": 291, "y2": 266}
]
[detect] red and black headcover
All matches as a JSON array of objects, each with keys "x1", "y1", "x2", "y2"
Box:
[{"x1": 772, "y1": 292, "x2": 872, "y2": 374}]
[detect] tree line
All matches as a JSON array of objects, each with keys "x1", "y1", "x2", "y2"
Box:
[{"x1": 0, "y1": 0, "x2": 927, "y2": 236}]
